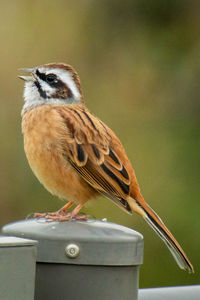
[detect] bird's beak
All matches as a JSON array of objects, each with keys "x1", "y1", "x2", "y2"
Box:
[{"x1": 18, "y1": 68, "x2": 35, "y2": 81}]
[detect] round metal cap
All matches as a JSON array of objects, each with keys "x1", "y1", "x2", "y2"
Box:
[{"x1": 2, "y1": 219, "x2": 143, "y2": 266}]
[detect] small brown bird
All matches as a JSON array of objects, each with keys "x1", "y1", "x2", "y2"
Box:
[{"x1": 19, "y1": 63, "x2": 193, "y2": 273}]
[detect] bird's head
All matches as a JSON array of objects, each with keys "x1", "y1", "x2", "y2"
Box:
[{"x1": 19, "y1": 63, "x2": 83, "y2": 112}]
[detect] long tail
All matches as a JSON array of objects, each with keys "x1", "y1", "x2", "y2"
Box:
[{"x1": 127, "y1": 196, "x2": 194, "y2": 273}]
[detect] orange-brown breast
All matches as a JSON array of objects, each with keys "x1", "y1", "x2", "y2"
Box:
[{"x1": 22, "y1": 105, "x2": 97, "y2": 204}]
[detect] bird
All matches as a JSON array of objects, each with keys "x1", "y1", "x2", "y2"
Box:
[{"x1": 19, "y1": 62, "x2": 193, "y2": 273}]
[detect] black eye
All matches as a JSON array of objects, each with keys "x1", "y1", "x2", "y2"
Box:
[{"x1": 46, "y1": 74, "x2": 57, "y2": 84}]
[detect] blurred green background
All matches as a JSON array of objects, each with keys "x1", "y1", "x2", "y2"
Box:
[{"x1": 0, "y1": 0, "x2": 199, "y2": 288}]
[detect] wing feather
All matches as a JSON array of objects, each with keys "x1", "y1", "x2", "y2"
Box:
[{"x1": 56, "y1": 105, "x2": 132, "y2": 213}]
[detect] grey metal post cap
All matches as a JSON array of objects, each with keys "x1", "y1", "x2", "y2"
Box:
[
  {"x1": 0, "y1": 235, "x2": 37, "y2": 300},
  {"x1": 2, "y1": 218, "x2": 143, "y2": 266},
  {"x1": 0, "y1": 236, "x2": 37, "y2": 247}
]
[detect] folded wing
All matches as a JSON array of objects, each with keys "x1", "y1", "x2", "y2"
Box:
[{"x1": 56, "y1": 105, "x2": 132, "y2": 213}]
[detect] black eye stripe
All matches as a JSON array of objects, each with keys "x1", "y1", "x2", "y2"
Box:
[
  {"x1": 46, "y1": 74, "x2": 57, "y2": 83},
  {"x1": 36, "y1": 69, "x2": 46, "y2": 81},
  {"x1": 36, "y1": 70, "x2": 57, "y2": 84},
  {"x1": 36, "y1": 69, "x2": 64, "y2": 88}
]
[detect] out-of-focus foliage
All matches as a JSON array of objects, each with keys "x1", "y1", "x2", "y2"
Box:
[{"x1": 0, "y1": 0, "x2": 199, "y2": 288}]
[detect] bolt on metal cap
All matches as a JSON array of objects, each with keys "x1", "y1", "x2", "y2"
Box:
[{"x1": 65, "y1": 244, "x2": 80, "y2": 258}]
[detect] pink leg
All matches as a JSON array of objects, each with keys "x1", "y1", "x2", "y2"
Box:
[
  {"x1": 34, "y1": 201, "x2": 73, "y2": 219},
  {"x1": 70, "y1": 204, "x2": 87, "y2": 220},
  {"x1": 58, "y1": 202, "x2": 74, "y2": 214},
  {"x1": 35, "y1": 203, "x2": 87, "y2": 222}
]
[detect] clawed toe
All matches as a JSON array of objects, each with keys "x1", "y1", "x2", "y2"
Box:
[
  {"x1": 34, "y1": 212, "x2": 48, "y2": 218},
  {"x1": 45, "y1": 213, "x2": 71, "y2": 222},
  {"x1": 33, "y1": 211, "x2": 88, "y2": 222},
  {"x1": 44, "y1": 212, "x2": 88, "y2": 222},
  {"x1": 71, "y1": 214, "x2": 88, "y2": 221},
  {"x1": 33, "y1": 203, "x2": 88, "y2": 222}
]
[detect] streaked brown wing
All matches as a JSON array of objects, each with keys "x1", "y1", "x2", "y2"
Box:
[{"x1": 56, "y1": 105, "x2": 132, "y2": 214}]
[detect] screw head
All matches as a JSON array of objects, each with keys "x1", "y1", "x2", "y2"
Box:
[
  {"x1": 65, "y1": 244, "x2": 80, "y2": 258},
  {"x1": 101, "y1": 218, "x2": 107, "y2": 222}
]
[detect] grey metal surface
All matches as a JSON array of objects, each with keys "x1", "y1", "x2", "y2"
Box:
[
  {"x1": 2, "y1": 219, "x2": 143, "y2": 300},
  {"x1": 0, "y1": 235, "x2": 37, "y2": 246},
  {"x1": 2, "y1": 218, "x2": 143, "y2": 266},
  {"x1": 35, "y1": 264, "x2": 139, "y2": 300},
  {"x1": 0, "y1": 236, "x2": 37, "y2": 300},
  {"x1": 139, "y1": 285, "x2": 200, "y2": 300}
]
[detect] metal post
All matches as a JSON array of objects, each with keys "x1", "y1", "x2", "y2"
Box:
[
  {"x1": 139, "y1": 285, "x2": 200, "y2": 300},
  {"x1": 2, "y1": 219, "x2": 143, "y2": 300},
  {"x1": 0, "y1": 236, "x2": 37, "y2": 300}
]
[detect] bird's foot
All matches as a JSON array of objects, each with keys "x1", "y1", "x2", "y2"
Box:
[
  {"x1": 33, "y1": 201, "x2": 73, "y2": 220},
  {"x1": 34, "y1": 211, "x2": 88, "y2": 222},
  {"x1": 33, "y1": 203, "x2": 87, "y2": 222},
  {"x1": 33, "y1": 211, "x2": 60, "y2": 219},
  {"x1": 45, "y1": 212, "x2": 88, "y2": 221}
]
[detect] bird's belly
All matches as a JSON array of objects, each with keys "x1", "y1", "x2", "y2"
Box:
[
  {"x1": 24, "y1": 137, "x2": 96, "y2": 205},
  {"x1": 22, "y1": 106, "x2": 97, "y2": 204}
]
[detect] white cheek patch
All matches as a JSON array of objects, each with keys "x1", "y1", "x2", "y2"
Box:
[{"x1": 37, "y1": 78, "x2": 55, "y2": 97}]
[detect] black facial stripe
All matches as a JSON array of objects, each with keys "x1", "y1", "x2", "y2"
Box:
[
  {"x1": 34, "y1": 81, "x2": 47, "y2": 99},
  {"x1": 46, "y1": 74, "x2": 57, "y2": 83},
  {"x1": 36, "y1": 69, "x2": 46, "y2": 81},
  {"x1": 50, "y1": 79, "x2": 66, "y2": 88}
]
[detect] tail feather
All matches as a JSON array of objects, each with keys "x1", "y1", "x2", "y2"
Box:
[{"x1": 127, "y1": 196, "x2": 194, "y2": 273}]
